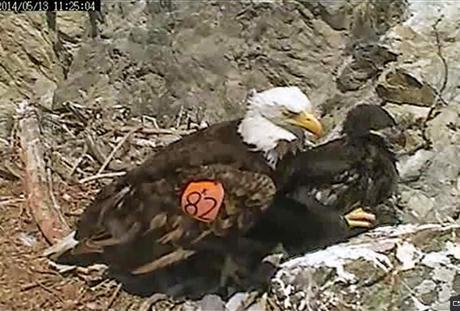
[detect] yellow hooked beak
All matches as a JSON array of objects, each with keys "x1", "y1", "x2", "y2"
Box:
[{"x1": 287, "y1": 111, "x2": 323, "y2": 138}]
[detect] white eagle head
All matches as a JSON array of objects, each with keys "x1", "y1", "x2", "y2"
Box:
[{"x1": 238, "y1": 86, "x2": 323, "y2": 156}]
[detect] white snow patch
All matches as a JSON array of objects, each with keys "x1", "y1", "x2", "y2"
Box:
[
  {"x1": 422, "y1": 250, "x2": 453, "y2": 268},
  {"x1": 412, "y1": 296, "x2": 431, "y2": 311},
  {"x1": 446, "y1": 241, "x2": 460, "y2": 260},
  {"x1": 366, "y1": 224, "x2": 441, "y2": 238},
  {"x1": 396, "y1": 241, "x2": 420, "y2": 270},
  {"x1": 280, "y1": 243, "x2": 393, "y2": 282}
]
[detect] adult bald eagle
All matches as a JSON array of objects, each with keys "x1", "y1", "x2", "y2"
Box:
[
  {"x1": 247, "y1": 103, "x2": 404, "y2": 255},
  {"x1": 109, "y1": 104, "x2": 405, "y2": 299},
  {"x1": 49, "y1": 86, "x2": 324, "y2": 280}
]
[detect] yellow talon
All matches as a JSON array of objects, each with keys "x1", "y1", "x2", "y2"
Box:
[{"x1": 344, "y1": 207, "x2": 376, "y2": 229}]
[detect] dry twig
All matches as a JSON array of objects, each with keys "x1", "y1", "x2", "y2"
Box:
[
  {"x1": 0, "y1": 198, "x2": 25, "y2": 206},
  {"x1": 105, "y1": 283, "x2": 122, "y2": 310},
  {"x1": 139, "y1": 293, "x2": 168, "y2": 311},
  {"x1": 117, "y1": 126, "x2": 194, "y2": 136},
  {"x1": 17, "y1": 101, "x2": 70, "y2": 244},
  {"x1": 79, "y1": 171, "x2": 126, "y2": 184},
  {"x1": 69, "y1": 144, "x2": 88, "y2": 177},
  {"x1": 85, "y1": 133, "x2": 108, "y2": 165},
  {"x1": 97, "y1": 126, "x2": 140, "y2": 175},
  {"x1": 47, "y1": 167, "x2": 69, "y2": 228}
]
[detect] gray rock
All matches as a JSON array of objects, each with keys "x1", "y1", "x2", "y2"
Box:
[
  {"x1": 376, "y1": 68, "x2": 435, "y2": 106},
  {"x1": 397, "y1": 149, "x2": 434, "y2": 182},
  {"x1": 399, "y1": 187, "x2": 436, "y2": 223},
  {"x1": 51, "y1": 1, "x2": 347, "y2": 126},
  {"x1": 337, "y1": 44, "x2": 398, "y2": 92},
  {"x1": 299, "y1": 0, "x2": 354, "y2": 31},
  {"x1": 426, "y1": 106, "x2": 460, "y2": 148},
  {"x1": 226, "y1": 292, "x2": 250, "y2": 311},
  {"x1": 0, "y1": 13, "x2": 64, "y2": 137},
  {"x1": 200, "y1": 294, "x2": 226, "y2": 311},
  {"x1": 269, "y1": 224, "x2": 460, "y2": 311}
]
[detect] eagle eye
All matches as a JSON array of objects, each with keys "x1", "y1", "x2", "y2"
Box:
[{"x1": 282, "y1": 109, "x2": 299, "y2": 117}]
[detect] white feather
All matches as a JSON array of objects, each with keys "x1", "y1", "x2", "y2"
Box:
[
  {"x1": 238, "y1": 114, "x2": 297, "y2": 153},
  {"x1": 42, "y1": 231, "x2": 78, "y2": 257},
  {"x1": 238, "y1": 86, "x2": 315, "y2": 167}
]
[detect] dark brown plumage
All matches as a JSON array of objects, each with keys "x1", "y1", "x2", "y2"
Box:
[
  {"x1": 49, "y1": 86, "x2": 324, "y2": 285},
  {"x1": 58, "y1": 120, "x2": 277, "y2": 270}
]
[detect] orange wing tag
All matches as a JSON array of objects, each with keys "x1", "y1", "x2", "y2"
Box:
[{"x1": 181, "y1": 181, "x2": 224, "y2": 223}]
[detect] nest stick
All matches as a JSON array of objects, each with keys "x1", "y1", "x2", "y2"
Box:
[
  {"x1": 117, "y1": 126, "x2": 195, "y2": 136},
  {"x1": 105, "y1": 283, "x2": 122, "y2": 310},
  {"x1": 79, "y1": 171, "x2": 126, "y2": 184},
  {"x1": 17, "y1": 101, "x2": 70, "y2": 244},
  {"x1": 97, "y1": 126, "x2": 140, "y2": 175}
]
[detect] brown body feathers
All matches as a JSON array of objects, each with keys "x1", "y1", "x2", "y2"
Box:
[{"x1": 56, "y1": 120, "x2": 299, "y2": 274}]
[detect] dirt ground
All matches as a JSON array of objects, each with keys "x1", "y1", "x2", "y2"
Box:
[{"x1": 0, "y1": 174, "x2": 149, "y2": 310}]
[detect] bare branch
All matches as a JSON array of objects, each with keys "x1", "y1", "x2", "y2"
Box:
[{"x1": 17, "y1": 101, "x2": 71, "y2": 244}]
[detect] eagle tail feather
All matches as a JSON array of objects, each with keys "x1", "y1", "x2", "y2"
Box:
[
  {"x1": 131, "y1": 248, "x2": 196, "y2": 275},
  {"x1": 43, "y1": 231, "x2": 104, "y2": 267},
  {"x1": 42, "y1": 231, "x2": 78, "y2": 258}
]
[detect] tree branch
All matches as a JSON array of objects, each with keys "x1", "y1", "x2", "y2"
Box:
[{"x1": 17, "y1": 101, "x2": 70, "y2": 244}]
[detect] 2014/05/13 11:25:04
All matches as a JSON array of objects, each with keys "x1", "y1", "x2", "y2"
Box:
[{"x1": 0, "y1": 0, "x2": 101, "y2": 11}]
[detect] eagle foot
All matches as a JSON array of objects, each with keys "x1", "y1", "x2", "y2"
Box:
[{"x1": 344, "y1": 207, "x2": 376, "y2": 229}]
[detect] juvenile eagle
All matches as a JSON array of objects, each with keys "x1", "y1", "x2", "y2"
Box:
[
  {"x1": 49, "y1": 86, "x2": 324, "y2": 280},
  {"x1": 248, "y1": 103, "x2": 404, "y2": 255}
]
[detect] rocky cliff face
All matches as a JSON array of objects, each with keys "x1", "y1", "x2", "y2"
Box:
[{"x1": 1, "y1": 0, "x2": 459, "y2": 310}]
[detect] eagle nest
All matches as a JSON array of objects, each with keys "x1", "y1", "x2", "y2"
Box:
[{"x1": 1, "y1": 100, "x2": 205, "y2": 310}]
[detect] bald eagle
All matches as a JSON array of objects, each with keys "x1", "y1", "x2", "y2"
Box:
[{"x1": 48, "y1": 86, "x2": 324, "y2": 280}]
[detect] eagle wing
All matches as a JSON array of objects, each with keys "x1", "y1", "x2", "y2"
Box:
[
  {"x1": 67, "y1": 164, "x2": 275, "y2": 274},
  {"x1": 277, "y1": 137, "x2": 398, "y2": 214},
  {"x1": 59, "y1": 121, "x2": 278, "y2": 273}
]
